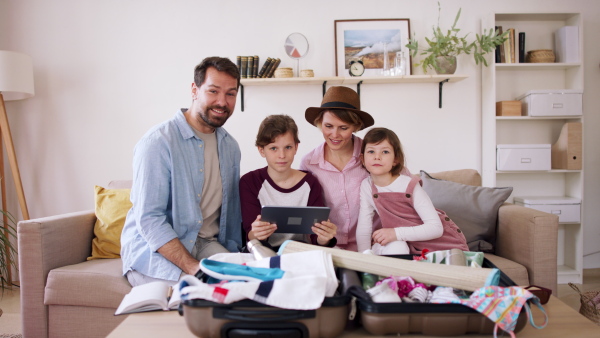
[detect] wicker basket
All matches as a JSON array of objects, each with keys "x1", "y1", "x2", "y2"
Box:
[
  {"x1": 569, "y1": 282, "x2": 600, "y2": 325},
  {"x1": 526, "y1": 49, "x2": 556, "y2": 63},
  {"x1": 274, "y1": 67, "x2": 293, "y2": 78},
  {"x1": 300, "y1": 69, "x2": 314, "y2": 78}
]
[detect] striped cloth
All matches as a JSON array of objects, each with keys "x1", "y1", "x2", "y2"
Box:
[{"x1": 431, "y1": 286, "x2": 548, "y2": 338}]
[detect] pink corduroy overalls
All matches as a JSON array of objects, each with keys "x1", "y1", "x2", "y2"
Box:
[{"x1": 371, "y1": 175, "x2": 468, "y2": 255}]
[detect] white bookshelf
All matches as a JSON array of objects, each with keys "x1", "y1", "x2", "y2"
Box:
[{"x1": 482, "y1": 12, "x2": 583, "y2": 284}]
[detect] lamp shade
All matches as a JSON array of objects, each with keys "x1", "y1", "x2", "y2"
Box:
[{"x1": 0, "y1": 50, "x2": 34, "y2": 101}]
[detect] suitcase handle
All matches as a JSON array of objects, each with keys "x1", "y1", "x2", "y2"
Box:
[{"x1": 214, "y1": 307, "x2": 316, "y2": 322}]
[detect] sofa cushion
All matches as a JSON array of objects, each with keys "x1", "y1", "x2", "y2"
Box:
[
  {"x1": 420, "y1": 170, "x2": 512, "y2": 253},
  {"x1": 424, "y1": 169, "x2": 482, "y2": 186},
  {"x1": 45, "y1": 258, "x2": 132, "y2": 308},
  {"x1": 484, "y1": 253, "x2": 529, "y2": 286},
  {"x1": 88, "y1": 186, "x2": 132, "y2": 260}
]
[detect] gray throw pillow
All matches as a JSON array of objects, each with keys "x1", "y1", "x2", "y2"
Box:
[{"x1": 420, "y1": 170, "x2": 512, "y2": 253}]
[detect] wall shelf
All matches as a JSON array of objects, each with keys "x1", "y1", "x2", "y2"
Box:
[
  {"x1": 496, "y1": 115, "x2": 582, "y2": 120},
  {"x1": 497, "y1": 170, "x2": 582, "y2": 174},
  {"x1": 496, "y1": 63, "x2": 580, "y2": 71},
  {"x1": 238, "y1": 74, "x2": 467, "y2": 111},
  {"x1": 240, "y1": 74, "x2": 467, "y2": 86}
]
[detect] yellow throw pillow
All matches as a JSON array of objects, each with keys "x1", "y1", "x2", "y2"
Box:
[{"x1": 88, "y1": 186, "x2": 132, "y2": 260}]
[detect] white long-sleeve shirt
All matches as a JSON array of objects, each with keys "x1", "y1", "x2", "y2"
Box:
[{"x1": 356, "y1": 175, "x2": 443, "y2": 253}]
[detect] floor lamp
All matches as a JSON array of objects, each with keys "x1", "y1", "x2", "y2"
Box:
[{"x1": 0, "y1": 50, "x2": 34, "y2": 284}]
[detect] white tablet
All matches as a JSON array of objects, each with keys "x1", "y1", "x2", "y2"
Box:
[{"x1": 260, "y1": 206, "x2": 331, "y2": 234}]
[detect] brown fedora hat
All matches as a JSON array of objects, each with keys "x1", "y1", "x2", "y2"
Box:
[{"x1": 305, "y1": 86, "x2": 374, "y2": 130}]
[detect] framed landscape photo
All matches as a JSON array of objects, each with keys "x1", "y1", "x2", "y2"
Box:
[{"x1": 335, "y1": 19, "x2": 411, "y2": 77}]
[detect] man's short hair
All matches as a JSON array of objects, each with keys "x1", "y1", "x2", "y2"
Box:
[
  {"x1": 255, "y1": 115, "x2": 300, "y2": 147},
  {"x1": 194, "y1": 57, "x2": 240, "y2": 88}
]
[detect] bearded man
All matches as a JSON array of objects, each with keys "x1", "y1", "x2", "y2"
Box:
[{"x1": 121, "y1": 57, "x2": 242, "y2": 286}]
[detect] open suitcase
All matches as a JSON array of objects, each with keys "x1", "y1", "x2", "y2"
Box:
[
  {"x1": 354, "y1": 255, "x2": 528, "y2": 336},
  {"x1": 179, "y1": 269, "x2": 352, "y2": 338}
]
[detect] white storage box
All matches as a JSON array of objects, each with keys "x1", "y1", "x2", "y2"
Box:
[
  {"x1": 517, "y1": 90, "x2": 582, "y2": 116},
  {"x1": 514, "y1": 196, "x2": 581, "y2": 223},
  {"x1": 497, "y1": 144, "x2": 551, "y2": 171},
  {"x1": 555, "y1": 26, "x2": 579, "y2": 63}
]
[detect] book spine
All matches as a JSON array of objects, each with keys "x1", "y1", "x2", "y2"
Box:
[
  {"x1": 253, "y1": 55, "x2": 259, "y2": 78},
  {"x1": 257, "y1": 57, "x2": 272, "y2": 78},
  {"x1": 266, "y1": 58, "x2": 281, "y2": 78},
  {"x1": 240, "y1": 56, "x2": 248, "y2": 79},
  {"x1": 509, "y1": 28, "x2": 515, "y2": 63},
  {"x1": 236, "y1": 56, "x2": 241, "y2": 73},
  {"x1": 247, "y1": 56, "x2": 254, "y2": 79},
  {"x1": 263, "y1": 58, "x2": 278, "y2": 78},
  {"x1": 503, "y1": 28, "x2": 513, "y2": 63},
  {"x1": 499, "y1": 27, "x2": 506, "y2": 63},
  {"x1": 518, "y1": 32, "x2": 526, "y2": 63},
  {"x1": 260, "y1": 59, "x2": 272, "y2": 78},
  {"x1": 495, "y1": 26, "x2": 502, "y2": 63}
]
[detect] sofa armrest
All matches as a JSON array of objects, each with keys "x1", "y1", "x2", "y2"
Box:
[
  {"x1": 495, "y1": 203, "x2": 559, "y2": 294},
  {"x1": 17, "y1": 210, "x2": 97, "y2": 338}
]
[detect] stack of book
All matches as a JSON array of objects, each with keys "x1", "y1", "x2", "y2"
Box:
[
  {"x1": 236, "y1": 56, "x2": 281, "y2": 79},
  {"x1": 495, "y1": 27, "x2": 525, "y2": 64}
]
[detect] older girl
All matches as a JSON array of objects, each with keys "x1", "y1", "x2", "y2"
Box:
[{"x1": 240, "y1": 114, "x2": 337, "y2": 250}]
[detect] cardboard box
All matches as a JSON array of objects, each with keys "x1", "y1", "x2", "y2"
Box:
[
  {"x1": 496, "y1": 101, "x2": 522, "y2": 116},
  {"x1": 552, "y1": 122, "x2": 582, "y2": 170},
  {"x1": 514, "y1": 196, "x2": 581, "y2": 223},
  {"x1": 497, "y1": 144, "x2": 551, "y2": 171},
  {"x1": 517, "y1": 90, "x2": 582, "y2": 116}
]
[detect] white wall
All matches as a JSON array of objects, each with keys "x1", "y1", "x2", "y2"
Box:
[{"x1": 1, "y1": 0, "x2": 599, "y2": 267}]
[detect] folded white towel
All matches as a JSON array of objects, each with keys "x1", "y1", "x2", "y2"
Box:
[{"x1": 180, "y1": 250, "x2": 338, "y2": 310}]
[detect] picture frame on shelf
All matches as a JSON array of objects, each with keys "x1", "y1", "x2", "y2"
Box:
[{"x1": 334, "y1": 18, "x2": 412, "y2": 77}]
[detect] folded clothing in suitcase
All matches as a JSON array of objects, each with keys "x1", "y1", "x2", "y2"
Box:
[
  {"x1": 179, "y1": 266, "x2": 353, "y2": 338},
  {"x1": 355, "y1": 255, "x2": 529, "y2": 336}
]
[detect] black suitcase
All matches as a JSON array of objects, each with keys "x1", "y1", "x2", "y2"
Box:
[
  {"x1": 354, "y1": 255, "x2": 528, "y2": 336},
  {"x1": 179, "y1": 269, "x2": 352, "y2": 338}
]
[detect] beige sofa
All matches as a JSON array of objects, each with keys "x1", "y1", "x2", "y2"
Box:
[{"x1": 17, "y1": 170, "x2": 558, "y2": 338}]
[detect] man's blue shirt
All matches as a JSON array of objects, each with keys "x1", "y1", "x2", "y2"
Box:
[{"x1": 121, "y1": 110, "x2": 242, "y2": 281}]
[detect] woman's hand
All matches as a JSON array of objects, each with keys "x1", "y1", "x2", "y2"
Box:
[
  {"x1": 372, "y1": 228, "x2": 397, "y2": 246},
  {"x1": 249, "y1": 215, "x2": 277, "y2": 241},
  {"x1": 313, "y1": 219, "x2": 337, "y2": 245}
]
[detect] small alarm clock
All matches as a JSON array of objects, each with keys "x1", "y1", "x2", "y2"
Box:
[{"x1": 349, "y1": 60, "x2": 365, "y2": 77}]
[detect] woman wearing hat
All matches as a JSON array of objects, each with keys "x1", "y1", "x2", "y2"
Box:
[{"x1": 300, "y1": 86, "x2": 375, "y2": 251}]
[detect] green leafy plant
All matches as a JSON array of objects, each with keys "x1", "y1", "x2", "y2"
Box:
[
  {"x1": 405, "y1": 2, "x2": 509, "y2": 73},
  {"x1": 0, "y1": 210, "x2": 17, "y2": 293}
]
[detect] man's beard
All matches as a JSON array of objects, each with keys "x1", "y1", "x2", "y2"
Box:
[{"x1": 199, "y1": 105, "x2": 231, "y2": 129}]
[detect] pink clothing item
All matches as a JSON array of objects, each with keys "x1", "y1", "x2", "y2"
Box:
[
  {"x1": 371, "y1": 175, "x2": 468, "y2": 254},
  {"x1": 300, "y1": 136, "x2": 371, "y2": 251}
]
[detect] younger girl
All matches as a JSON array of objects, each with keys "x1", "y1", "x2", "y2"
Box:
[
  {"x1": 240, "y1": 114, "x2": 337, "y2": 250},
  {"x1": 356, "y1": 127, "x2": 468, "y2": 255}
]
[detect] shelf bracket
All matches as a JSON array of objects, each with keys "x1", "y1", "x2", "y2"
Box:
[
  {"x1": 357, "y1": 80, "x2": 363, "y2": 97},
  {"x1": 438, "y1": 79, "x2": 449, "y2": 109},
  {"x1": 322, "y1": 81, "x2": 327, "y2": 96},
  {"x1": 240, "y1": 84, "x2": 245, "y2": 112}
]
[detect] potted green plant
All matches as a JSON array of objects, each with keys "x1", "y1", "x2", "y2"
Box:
[
  {"x1": 405, "y1": 3, "x2": 508, "y2": 74},
  {"x1": 0, "y1": 210, "x2": 17, "y2": 294}
]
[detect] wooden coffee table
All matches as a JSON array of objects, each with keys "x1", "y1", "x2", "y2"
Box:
[{"x1": 107, "y1": 296, "x2": 600, "y2": 337}]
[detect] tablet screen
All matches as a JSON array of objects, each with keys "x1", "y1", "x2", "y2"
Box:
[{"x1": 260, "y1": 206, "x2": 331, "y2": 234}]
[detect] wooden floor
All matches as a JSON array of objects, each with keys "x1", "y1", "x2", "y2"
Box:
[
  {"x1": 1, "y1": 270, "x2": 599, "y2": 335},
  {"x1": 0, "y1": 282, "x2": 21, "y2": 335}
]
